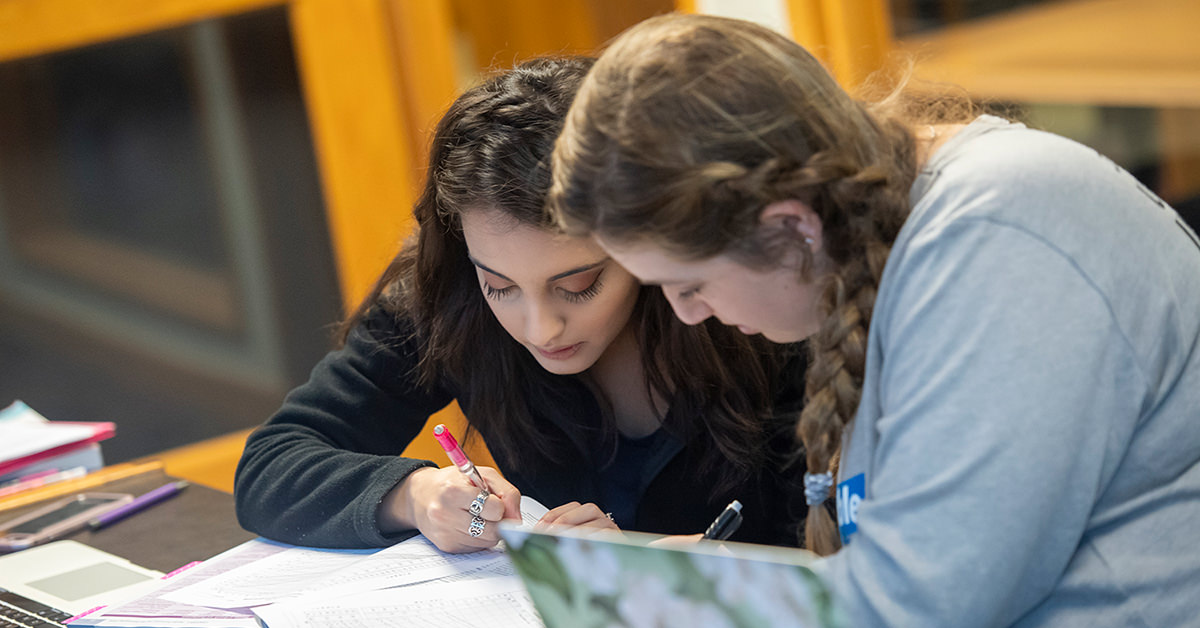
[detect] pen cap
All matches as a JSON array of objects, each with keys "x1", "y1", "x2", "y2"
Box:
[{"x1": 432, "y1": 424, "x2": 469, "y2": 467}]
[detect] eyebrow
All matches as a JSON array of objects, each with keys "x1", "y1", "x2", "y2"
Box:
[{"x1": 468, "y1": 257, "x2": 607, "y2": 283}]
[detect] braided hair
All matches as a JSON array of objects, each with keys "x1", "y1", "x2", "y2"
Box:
[{"x1": 550, "y1": 15, "x2": 943, "y2": 553}]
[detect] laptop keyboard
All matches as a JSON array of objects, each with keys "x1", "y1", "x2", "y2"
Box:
[{"x1": 0, "y1": 589, "x2": 70, "y2": 628}]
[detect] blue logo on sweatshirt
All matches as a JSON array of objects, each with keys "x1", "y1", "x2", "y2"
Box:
[{"x1": 837, "y1": 473, "x2": 864, "y2": 545}]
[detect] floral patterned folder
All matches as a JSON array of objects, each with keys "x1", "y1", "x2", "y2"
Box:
[{"x1": 499, "y1": 524, "x2": 845, "y2": 628}]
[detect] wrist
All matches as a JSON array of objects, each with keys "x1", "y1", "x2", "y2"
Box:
[{"x1": 378, "y1": 466, "x2": 433, "y2": 534}]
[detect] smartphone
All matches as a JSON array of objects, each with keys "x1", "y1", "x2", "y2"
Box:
[{"x1": 0, "y1": 492, "x2": 132, "y2": 551}]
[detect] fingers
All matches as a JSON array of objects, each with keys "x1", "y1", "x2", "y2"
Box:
[
  {"x1": 407, "y1": 466, "x2": 508, "y2": 553},
  {"x1": 418, "y1": 465, "x2": 529, "y2": 553},
  {"x1": 538, "y1": 501, "x2": 581, "y2": 526},
  {"x1": 537, "y1": 502, "x2": 619, "y2": 531},
  {"x1": 465, "y1": 488, "x2": 507, "y2": 522},
  {"x1": 428, "y1": 523, "x2": 500, "y2": 553},
  {"x1": 422, "y1": 498, "x2": 502, "y2": 553},
  {"x1": 478, "y1": 467, "x2": 523, "y2": 521},
  {"x1": 429, "y1": 466, "x2": 512, "y2": 524},
  {"x1": 648, "y1": 534, "x2": 703, "y2": 549}
]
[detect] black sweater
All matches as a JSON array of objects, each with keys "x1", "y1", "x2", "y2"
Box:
[{"x1": 234, "y1": 307, "x2": 808, "y2": 548}]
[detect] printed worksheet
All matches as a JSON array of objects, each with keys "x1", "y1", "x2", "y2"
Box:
[
  {"x1": 68, "y1": 540, "x2": 293, "y2": 627},
  {"x1": 162, "y1": 496, "x2": 548, "y2": 609},
  {"x1": 252, "y1": 576, "x2": 542, "y2": 628}
]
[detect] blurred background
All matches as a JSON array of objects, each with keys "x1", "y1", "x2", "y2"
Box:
[{"x1": 0, "y1": 0, "x2": 1196, "y2": 483}]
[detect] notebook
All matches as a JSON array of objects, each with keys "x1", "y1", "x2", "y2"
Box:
[
  {"x1": 0, "y1": 402, "x2": 114, "y2": 481},
  {"x1": 0, "y1": 541, "x2": 162, "y2": 627},
  {"x1": 497, "y1": 524, "x2": 845, "y2": 628}
]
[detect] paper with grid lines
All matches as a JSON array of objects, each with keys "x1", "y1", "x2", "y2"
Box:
[
  {"x1": 252, "y1": 576, "x2": 542, "y2": 628},
  {"x1": 162, "y1": 496, "x2": 547, "y2": 609}
]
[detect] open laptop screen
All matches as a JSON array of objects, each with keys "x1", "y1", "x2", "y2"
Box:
[{"x1": 498, "y1": 524, "x2": 844, "y2": 628}]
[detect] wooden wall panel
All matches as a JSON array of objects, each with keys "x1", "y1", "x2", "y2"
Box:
[
  {"x1": 288, "y1": 0, "x2": 421, "y2": 310},
  {"x1": 0, "y1": 0, "x2": 284, "y2": 62}
]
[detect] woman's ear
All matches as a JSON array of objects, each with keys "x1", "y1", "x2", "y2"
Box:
[{"x1": 760, "y1": 199, "x2": 823, "y2": 253}]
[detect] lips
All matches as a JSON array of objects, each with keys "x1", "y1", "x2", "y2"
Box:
[{"x1": 535, "y1": 342, "x2": 583, "y2": 360}]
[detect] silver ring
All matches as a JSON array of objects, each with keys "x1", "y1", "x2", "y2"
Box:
[
  {"x1": 468, "y1": 515, "x2": 486, "y2": 538},
  {"x1": 469, "y1": 491, "x2": 487, "y2": 517},
  {"x1": 605, "y1": 512, "x2": 614, "y2": 521}
]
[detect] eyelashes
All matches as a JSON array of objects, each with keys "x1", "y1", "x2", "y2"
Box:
[
  {"x1": 481, "y1": 273, "x2": 605, "y2": 303},
  {"x1": 482, "y1": 283, "x2": 514, "y2": 300},
  {"x1": 560, "y1": 276, "x2": 604, "y2": 303}
]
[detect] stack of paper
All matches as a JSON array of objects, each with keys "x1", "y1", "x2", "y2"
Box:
[
  {"x1": 0, "y1": 401, "x2": 113, "y2": 484},
  {"x1": 71, "y1": 497, "x2": 551, "y2": 628}
]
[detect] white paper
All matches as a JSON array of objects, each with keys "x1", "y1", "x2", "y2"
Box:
[
  {"x1": 68, "y1": 540, "x2": 292, "y2": 627},
  {"x1": 164, "y1": 496, "x2": 549, "y2": 609},
  {"x1": 252, "y1": 576, "x2": 542, "y2": 628},
  {"x1": 516, "y1": 495, "x2": 549, "y2": 524},
  {"x1": 76, "y1": 497, "x2": 549, "y2": 627},
  {"x1": 161, "y1": 543, "x2": 377, "y2": 608}
]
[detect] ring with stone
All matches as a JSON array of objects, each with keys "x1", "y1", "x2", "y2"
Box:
[
  {"x1": 468, "y1": 515, "x2": 486, "y2": 538},
  {"x1": 469, "y1": 491, "x2": 488, "y2": 517}
]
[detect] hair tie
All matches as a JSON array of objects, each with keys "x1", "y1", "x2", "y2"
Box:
[{"x1": 804, "y1": 471, "x2": 835, "y2": 506}]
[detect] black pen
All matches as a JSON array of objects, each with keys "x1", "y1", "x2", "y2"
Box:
[{"x1": 702, "y1": 499, "x2": 743, "y2": 541}]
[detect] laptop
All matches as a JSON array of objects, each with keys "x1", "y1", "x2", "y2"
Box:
[
  {"x1": 0, "y1": 541, "x2": 161, "y2": 627},
  {"x1": 498, "y1": 524, "x2": 845, "y2": 628}
]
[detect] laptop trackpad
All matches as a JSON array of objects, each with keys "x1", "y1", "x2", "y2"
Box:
[
  {"x1": 0, "y1": 540, "x2": 163, "y2": 614},
  {"x1": 29, "y1": 561, "x2": 155, "y2": 602}
]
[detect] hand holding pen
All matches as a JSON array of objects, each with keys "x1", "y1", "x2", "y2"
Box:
[
  {"x1": 409, "y1": 424, "x2": 521, "y2": 551},
  {"x1": 432, "y1": 424, "x2": 490, "y2": 493},
  {"x1": 644, "y1": 501, "x2": 745, "y2": 549}
]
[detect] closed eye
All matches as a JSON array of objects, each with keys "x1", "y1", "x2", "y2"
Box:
[
  {"x1": 555, "y1": 267, "x2": 605, "y2": 304},
  {"x1": 482, "y1": 283, "x2": 515, "y2": 300},
  {"x1": 560, "y1": 276, "x2": 604, "y2": 304}
]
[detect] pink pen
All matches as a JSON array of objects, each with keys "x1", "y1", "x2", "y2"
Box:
[{"x1": 432, "y1": 424, "x2": 490, "y2": 493}]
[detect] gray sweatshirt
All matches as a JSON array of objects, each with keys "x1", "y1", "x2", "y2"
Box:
[{"x1": 817, "y1": 116, "x2": 1200, "y2": 627}]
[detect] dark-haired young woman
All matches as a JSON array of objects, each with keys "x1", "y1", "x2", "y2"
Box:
[
  {"x1": 233, "y1": 56, "x2": 807, "y2": 554},
  {"x1": 549, "y1": 14, "x2": 1200, "y2": 628}
]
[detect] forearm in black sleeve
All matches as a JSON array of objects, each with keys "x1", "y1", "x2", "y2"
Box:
[{"x1": 234, "y1": 312, "x2": 453, "y2": 548}]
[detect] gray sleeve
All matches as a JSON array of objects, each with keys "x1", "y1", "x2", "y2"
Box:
[{"x1": 820, "y1": 219, "x2": 1146, "y2": 627}]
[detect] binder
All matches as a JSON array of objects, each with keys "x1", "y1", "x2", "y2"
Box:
[{"x1": 0, "y1": 401, "x2": 115, "y2": 480}]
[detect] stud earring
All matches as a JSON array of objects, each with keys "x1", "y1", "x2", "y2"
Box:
[{"x1": 804, "y1": 237, "x2": 814, "y2": 245}]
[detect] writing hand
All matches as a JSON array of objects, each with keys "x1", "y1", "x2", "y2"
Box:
[{"x1": 380, "y1": 465, "x2": 521, "y2": 553}]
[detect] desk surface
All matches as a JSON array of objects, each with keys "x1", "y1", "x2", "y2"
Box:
[{"x1": 3, "y1": 469, "x2": 255, "y2": 572}]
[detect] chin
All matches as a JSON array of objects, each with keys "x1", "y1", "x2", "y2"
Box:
[
  {"x1": 762, "y1": 329, "x2": 809, "y2": 344},
  {"x1": 531, "y1": 353, "x2": 592, "y2": 376}
]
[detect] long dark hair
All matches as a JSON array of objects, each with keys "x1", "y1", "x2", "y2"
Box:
[{"x1": 338, "y1": 56, "x2": 782, "y2": 488}]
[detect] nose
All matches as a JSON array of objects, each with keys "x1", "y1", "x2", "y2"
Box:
[
  {"x1": 524, "y1": 299, "x2": 565, "y2": 346},
  {"x1": 663, "y1": 288, "x2": 713, "y2": 326}
]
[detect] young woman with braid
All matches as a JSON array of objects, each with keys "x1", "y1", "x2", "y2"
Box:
[
  {"x1": 234, "y1": 56, "x2": 809, "y2": 555},
  {"x1": 549, "y1": 14, "x2": 1200, "y2": 628}
]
